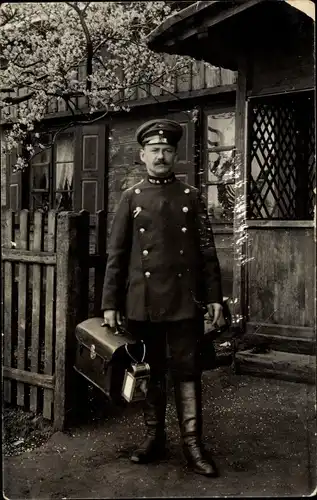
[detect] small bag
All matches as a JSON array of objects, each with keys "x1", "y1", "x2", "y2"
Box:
[{"x1": 121, "y1": 341, "x2": 150, "y2": 403}]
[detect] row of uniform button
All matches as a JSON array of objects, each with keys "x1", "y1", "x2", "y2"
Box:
[
  {"x1": 135, "y1": 187, "x2": 191, "y2": 194},
  {"x1": 135, "y1": 206, "x2": 189, "y2": 215},
  {"x1": 145, "y1": 271, "x2": 183, "y2": 278},
  {"x1": 142, "y1": 249, "x2": 184, "y2": 256},
  {"x1": 139, "y1": 226, "x2": 187, "y2": 233},
  {"x1": 134, "y1": 185, "x2": 192, "y2": 280}
]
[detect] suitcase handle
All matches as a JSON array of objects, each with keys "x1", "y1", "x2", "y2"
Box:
[{"x1": 125, "y1": 341, "x2": 146, "y2": 364}]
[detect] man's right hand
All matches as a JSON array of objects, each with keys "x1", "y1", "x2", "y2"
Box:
[{"x1": 101, "y1": 310, "x2": 122, "y2": 328}]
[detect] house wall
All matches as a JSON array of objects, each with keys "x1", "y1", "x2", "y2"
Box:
[
  {"x1": 240, "y1": 20, "x2": 315, "y2": 352},
  {"x1": 249, "y1": 30, "x2": 314, "y2": 95},
  {"x1": 247, "y1": 227, "x2": 315, "y2": 328}
]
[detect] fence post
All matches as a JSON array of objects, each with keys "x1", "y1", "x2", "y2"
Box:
[
  {"x1": 78, "y1": 210, "x2": 90, "y2": 322},
  {"x1": 94, "y1": 210, "x2": 107, "y2": 316},
  {"x1": 54, "y1": 211, "x2": 90, "y2": 430},
  {"x1": 17, "y1": 209, "x2": 30, "y2": 407},
  {"x1": 3, "y1": 209, "x2": 15, "y2": 403},
  {"x1": 30, "y1": 210, "x2": 44, "y2": 413},
  {"x1": 43, "y1": 210, "x2": 57, "y2": 420}
]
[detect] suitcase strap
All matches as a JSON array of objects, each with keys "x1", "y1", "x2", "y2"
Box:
[{"x1": 125, "y1": 341, "x2": 146, "y2": 364}]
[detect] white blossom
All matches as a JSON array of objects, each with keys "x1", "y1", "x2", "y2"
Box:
[{"x1": 0, "y1": 2, "x2": 193, "y2": 167}]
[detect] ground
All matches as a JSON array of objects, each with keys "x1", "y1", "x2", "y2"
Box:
[{"x1": 3, "y1": 363, "x2": 316, "y2": 498}]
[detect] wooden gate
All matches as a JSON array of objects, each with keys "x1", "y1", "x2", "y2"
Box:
[{"x1": 1, "y1": 209, "x2": 107, "y2": 429}]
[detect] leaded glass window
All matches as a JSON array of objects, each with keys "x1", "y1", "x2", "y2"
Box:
[{"x1": 248, "y1": 92, "x2": 315, "y2": 220}]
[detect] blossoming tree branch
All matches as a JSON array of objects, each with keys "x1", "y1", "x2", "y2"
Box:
[{"x1": 0, "y1": 1, "x2": 192, "y2": 169}]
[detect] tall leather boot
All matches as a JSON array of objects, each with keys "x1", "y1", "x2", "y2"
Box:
[
  {"x1": 130, "y1": 375, "x2": 167, "y2": 464},
  {"x1": 174, "y1": 379, "x2": 218, "y2": 477}
]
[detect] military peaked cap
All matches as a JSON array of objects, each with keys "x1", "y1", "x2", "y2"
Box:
[{"x1": 136, "y1": 119, "x2": 183, "y2": 147}]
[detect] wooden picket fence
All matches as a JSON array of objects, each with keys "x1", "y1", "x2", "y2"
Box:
[{"x1": 1, "y1": 209, "x2": 107, "y2": 430}]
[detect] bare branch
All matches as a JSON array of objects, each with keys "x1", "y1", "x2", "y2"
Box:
[
  {"x1": 81, "y1": 2, "x2": 91, "y2": 15},
  {"x1": 0, "y1": 7, "x2": 17, "y2": 28},
  {"x1": 66, "y1": 2, "x2": 93, "y2": 92},
  {"x1": 13, "y1": 60, "x2": 45, "y2": 70},
  {"x1": 149, "y1": 81, "x2": 183, "y2": 103},
  {"x1": 1, "y1": 92, "x2": 35, "y2": 105}
]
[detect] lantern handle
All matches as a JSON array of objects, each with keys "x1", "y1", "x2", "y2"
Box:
[{"x1": 125, "y1": 341, "x2": 146, "y2": 364}]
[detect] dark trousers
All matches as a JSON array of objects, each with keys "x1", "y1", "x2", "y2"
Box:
[
  {"x1": 126, "y1": 316, "x2": 205, "y2": 440},
  {"x1": 127, "y1": 316, "x2": 204, "y2": 382}
]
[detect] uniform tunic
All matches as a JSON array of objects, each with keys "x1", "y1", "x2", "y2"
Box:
[{"x1": 101, "y1": 176, "x2": 223, "y2": 322}]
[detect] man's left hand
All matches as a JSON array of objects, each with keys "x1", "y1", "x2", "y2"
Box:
[{"x1": 207, "y1": 302, "x2": 223, "y2": 326}]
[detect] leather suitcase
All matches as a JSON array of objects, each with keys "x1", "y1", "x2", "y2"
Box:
[{"x1": 74, "y1": 317, "x2": 138, "y2": 403}]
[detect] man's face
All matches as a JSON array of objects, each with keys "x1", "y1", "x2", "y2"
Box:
[{"x1": 140, "y1": 144, "x2": 177, "y2": 177}]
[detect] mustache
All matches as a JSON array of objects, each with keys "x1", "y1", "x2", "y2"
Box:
[{"x1": 154, "y1": 161, "x2": 168, "y2": 165}]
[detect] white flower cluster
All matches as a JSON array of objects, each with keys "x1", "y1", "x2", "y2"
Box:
[{"x1": 0, "y1": 2, "x2": 192, "y2": 169}]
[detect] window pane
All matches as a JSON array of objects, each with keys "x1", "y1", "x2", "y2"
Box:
[
  {"x1": 208, "y1": 150, "x2": 235, "y2": 183},
  {"x1": 248, "y1": 101, "x2": 299, "y2": 219},
  {"x1": 32, "y1": 165, "x2": 49, "y2": 189},
  {"x1": 207, "y1": 184, "x2": 235, "y2": 222},
  {"x1": 55, "y1": 162, "x2": 74, "y2": 191},
  {"x1": 32, "y1": 149, "x2": 50, "y2": 164},
  {"x1": 10, "y1": 184, "x2": 19, "y2": 211},
  {"x1": 32, "y1": 134, "x2": 51, "y2": 164},
  {"x1": 55, "y1": 191, "x2": 73, "y2": 211},
  {"x1": 207, "y1": 111, "x2": 235, "y2": 148},
  {"x1": 31, "y1": 192, "x2": 50, "y2": 211},
  {"x1": 56, "y1": 132, "x2": 75, "y2": 162}
]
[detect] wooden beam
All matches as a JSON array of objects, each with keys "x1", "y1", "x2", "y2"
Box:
[
  {"x1": 247, "y1": 85, "x2": 315, "y2": 98},
  {"x1": 127, "y1": 84, "x2": 237, "y2": 109},
  {"x1": 55, "y1": 213, "x2": 72, "y2": 430},
  {"x1": 1, "y1": 248, "x2": 56, "y2": 265},
  {"x1": 3, "y1": 210, "x2": 15, "y2": 404},
  {"x1": 43, "y1": 210, "x2": 56, "y2": 420},
  {"x1": 246, "y1": 220, "x2": 314, "y2": 228},
  {"x1": 34, "y1": 84, "x2": 237, "y2": 125},
  {"x1": 246, "y1": 322, "x2": 315, "y2": 340},
  {"x1": 235, "y1": 350, "x2": 316, "y2": 385},
  {"x1": 243, "y1": 332, "x2": 315, "y2": 356},
  {"x1": 165, "y1": 0, "x2": 266, "y2": 45},
  {"x1": 3, "y1": 367, "x2": 55, "y2": 390}
]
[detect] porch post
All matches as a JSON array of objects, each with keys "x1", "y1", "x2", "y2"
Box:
[{"x1": 232, "y1": 57, "x2": 248, "y2": 329}]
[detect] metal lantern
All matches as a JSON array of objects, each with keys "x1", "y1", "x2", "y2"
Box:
[
  {"x1": 122, "y1": 362, "x2": 150, "y2": 403},
  {"x1": 121, "y1": 342, "x2": 150, "y2": 403}
]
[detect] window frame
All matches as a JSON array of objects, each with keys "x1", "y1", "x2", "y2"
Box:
[
  {"x1": 246, "y1": 90, "x2": 315, "y2": 221},
  {"x1": 203, "y1": 105, "x2": 236, "y2": 224},
  {"x1": 30, "y1": 128, "x2": 76, "y2": 211}
]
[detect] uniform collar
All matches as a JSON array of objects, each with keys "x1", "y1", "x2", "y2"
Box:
[{"x1": 147, "y1": 173, "x2": 176, "y2": 185}]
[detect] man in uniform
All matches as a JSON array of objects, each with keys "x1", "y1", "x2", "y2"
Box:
[{"x1": 101, "y1": 118, "x2": 223, "y2": 477}]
